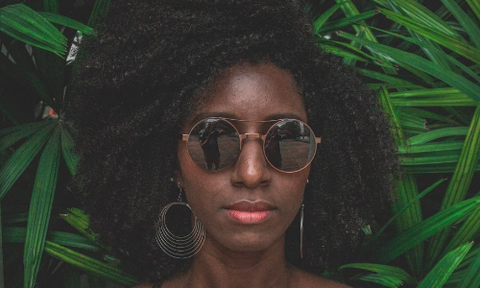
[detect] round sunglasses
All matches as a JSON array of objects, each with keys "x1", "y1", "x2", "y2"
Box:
[{"x1": 180, "y1": 117, "x2": 321, "y2": 173}]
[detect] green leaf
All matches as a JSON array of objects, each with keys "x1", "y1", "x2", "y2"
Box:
[
  {"x1": 357, "y1": 69, "x2": 424, "y2": 89},
  {"x1": 446, "y1": 203, "x2": 480, "y2": 258},
  {"x1": 467, "y1": 0, "x2": 480, "y2": 21},
  {"x1": 418, "y1": 242, "x2": 472, "y2": 288},
  {"x1": 318, "y1": 10, "x2": 378, "y2": 33},
  {"x1": 458, "y1": 248, "x2": 480, "y2": 288},
  {"x1": 373, "y1": 197, "x2": 480, "y2": 263},
  {"x1": 0, "y1": 4, "x2": 66, "y2": 57},
  {"x1": 390, "y1": 88, "x2": 480, "y2": 107},
  {"x1": 370, "y1": 178, "x2": 446, "y2": 242},
  {"x1": 3, "y1": 212, "x2": 28, "y2": 224},
  {"x1": 340, "y1": 263, "x2": 416, "y2": 285},
  {"x1": 407, "y1": 127, "x2": 469, "y2": 145},
  {"x1": 23, "y1": 126, "x2": 61, "y2": 288},
  {"x1": 320, "y1": 43, "x2": 371, "y2": 63},
  {"x1": 379, "y1": 8, "x2": 480, "y2": 66},
  {"x1": 378, "y1": 85, "x2": 423, "y2": 276},
  {"x1": 398, "y1": 142, "x2": 464, "y2": 154},
  {"x1": 3, "y1": 227, "x2": 99, "y2": 252},
  {"x1": 401, "y1": 154, "x2": 479, "y2": 166},
  {"x1": 378, "y1": 0, "x2": 464, "y2": 40},
  {"x1": 0, "y1": 120, "x2": 53, "y2": 151},
  {"x1": 402, "y1": 108, "x2": 459, "y2": 125},
  {"x1": 44, "y1": 241, "x2": 138, "y2": 286},
  {"x1": 38, "y1": 12, "x2": 95, "y2": 35},
  {"x1": 60, "y1": 124, "x2": 80, "y2": 176},
  {"x1": 335, "y1": 0, "x2": 397, "y2": 74},
  {"x1": 427, "y1": 106, "x2": 480, "y2": 268},
  {"x1": 0, "y1": 121, "x2": 57, "y2": 201},
  {"x1": 440, "y1": 0, "x2": 480, "y2": 49},
  {"x1": 353, "y1": 273, "x2": 404, "y2": 288},
  {"x1": 61, "y1": 208, "x2": 100, "y2": 245},
  {"x1": 313, "y1": 3, "x2": 343, "y2": 33},
  {"x1": 338, "y1": 31, "x2": 480, "y2": 102}
]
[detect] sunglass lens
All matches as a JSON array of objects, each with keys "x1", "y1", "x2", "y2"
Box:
[
  {"x1": 265, "y1": 120, "x2": 316, "y2": 172},
  {"x1": 187, "y1": 119, "x2": 240, "y2": 170}
]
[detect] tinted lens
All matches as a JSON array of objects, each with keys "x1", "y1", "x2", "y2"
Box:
[
  {"x1": 187, "y1": 119, "x2": 240, "y2": 170},
  {"x1": 264, "y1": 120, "x2": 316, "y2": 172}
]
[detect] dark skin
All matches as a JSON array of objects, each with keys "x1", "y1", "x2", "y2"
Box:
[{"x1": 134, "y1": 63, "x2": 351, "y2": 288}]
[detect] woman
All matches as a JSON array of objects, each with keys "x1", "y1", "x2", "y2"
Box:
[{"x1": 65, "y1": 0, "x2": 398, "y2": 287}]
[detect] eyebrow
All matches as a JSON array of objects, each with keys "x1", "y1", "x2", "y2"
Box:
[{"x1": 188, "y1": 112, "x2": 305, "y2": 126}]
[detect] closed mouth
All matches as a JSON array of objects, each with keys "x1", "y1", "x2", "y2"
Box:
[{"x1": 224, "y1": 200, "x2": 275, "y2": 224}]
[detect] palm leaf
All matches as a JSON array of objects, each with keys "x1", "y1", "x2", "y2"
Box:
[
  {"x1": 373, "y1": 197, "x2": 480, "y2": 263},
  {"x1": 370, "y1": 178, "x2": 446, "y2": 242},
  {"x1": 0, "y1": 4, "x2": 66, "y2": 57},
  {"x1": 458, "y1": 248, "x2": 480, "y2": 288},
  {"x1": 418, "y1": 242, "x2": 472, "y2": 288},
  {"x1": 318, "y1": 10, "x2": 378, "y2": 33},
  {"x1": 340, "y1": 263, "x2": 416, "y2": 285},
  {"x1": 60, "y1": 124, "x2": 80, "y2": 176},
  {"x1": 440, "y1": 0, "x2": 480, "y2": 49},
  {"x1": 426, "y1": 106, "x2": 480, "y2": 268},
  {"x1": 23, "y1": 126, "x2": 61, "y2": 288},
  {"x1": 353, "y1": 273, "x2": 404, "y2": 288},
  {"x1": 378, "y1": 85, "x2": 424, "y2": 276},
  {"x1": 0, "y1": 120, "x2": 53, "y2": 151},
  {"x1": 313, "y1": 3, "x2": 343, "y2": 33},
  {"x1": 4, "y1": 227, "x2": 99, "y2": 252},
  {"x1": 44, "y1": 241, "x2": 138, "y2": 286},
  {"x1": 338, "y1": 32, "x2": 480, "y2": 101},
  {"x1": 379, "y1": 8, "x2": 480, "y2": 66},
  {"x1": 0, "y1": 121, "x2": 57, "y2": 201},
  {"x1": 406, "y1": 127, "x2": 469, "y2": 145},
  {"x1": 467, "y1": 0, "x2": 480, "y2": 21},
  {"x1": 38, "y1": 12, "x2": 95, "y2": 35}
]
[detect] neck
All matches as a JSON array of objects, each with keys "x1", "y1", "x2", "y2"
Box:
[{"x1": 183, "y1": 234, "x2": 293, "y2": 288}]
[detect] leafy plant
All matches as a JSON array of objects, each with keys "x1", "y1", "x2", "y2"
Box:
[{"x1": 1, "y1": 0, "x2": 479, "y2": 287}]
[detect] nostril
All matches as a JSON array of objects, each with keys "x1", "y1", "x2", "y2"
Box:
[{"x1": 230, "y1": 141, "x2": 272, "y2": 189}]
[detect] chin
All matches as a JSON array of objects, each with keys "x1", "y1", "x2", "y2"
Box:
[{"x1": 218, "y1": 232, "x2": 279, "y2": 253}]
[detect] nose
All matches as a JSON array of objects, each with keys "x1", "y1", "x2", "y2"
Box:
[{"x1": 230, "y1": 138, "x2": 272, "y2": 188}]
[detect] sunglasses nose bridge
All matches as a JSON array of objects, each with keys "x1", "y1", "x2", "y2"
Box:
[{"x1": 238, "y1": 133, "x2": 267, "y2": 147}]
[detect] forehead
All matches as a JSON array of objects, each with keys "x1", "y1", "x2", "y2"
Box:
[{"x1": 186, "y1": 62, "x2": 306, "y2": 130}]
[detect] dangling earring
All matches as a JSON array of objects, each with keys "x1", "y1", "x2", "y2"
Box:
[
  {"x1": 299, "y1": 197, "x2": 305, "y2": 259},
  {"x1": 300, "y1": 178, "x2": 308, "y2": 259},
  {"x1": 154, "y1": 182, "x2": 206, "y2": 259}
]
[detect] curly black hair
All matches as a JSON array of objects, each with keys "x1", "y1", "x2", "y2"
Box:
[{"x1": 64, "y1": 0, "x2": 398, "y2": 285}]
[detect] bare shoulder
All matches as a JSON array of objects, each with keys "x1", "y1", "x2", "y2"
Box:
[{"x1": 291, "y1": 267, "x2": 352, "y2": 288}]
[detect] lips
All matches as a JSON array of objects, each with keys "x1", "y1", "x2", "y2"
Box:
[{"x1": 224, "y1": 200, "x2": 275, "y2": 224}]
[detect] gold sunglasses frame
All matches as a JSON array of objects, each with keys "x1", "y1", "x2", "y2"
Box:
[{"x1": 181, "y1": 117, "x2": 321, "y2": 173}]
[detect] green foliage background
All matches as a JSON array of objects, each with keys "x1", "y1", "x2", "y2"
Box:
[{"x1": 0, "y1": 0, "x2": 479, "y2": 287}]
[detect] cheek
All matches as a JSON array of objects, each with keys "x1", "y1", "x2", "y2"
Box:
[
  {"x1": 279, "y1": 168, "x2": 310, "y2": 214},
  {"x1": 177, "y1": 144, "x2": 219, "y2": 217}
]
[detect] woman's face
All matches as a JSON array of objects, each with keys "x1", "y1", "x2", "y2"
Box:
[{"x1": 176, "y1": 62, "x2": 310, "y2": 254}]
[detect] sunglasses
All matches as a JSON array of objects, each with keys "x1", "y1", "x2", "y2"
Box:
[{"x1": 181, "y1": 117, "x2": 321, "y2": 173}]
